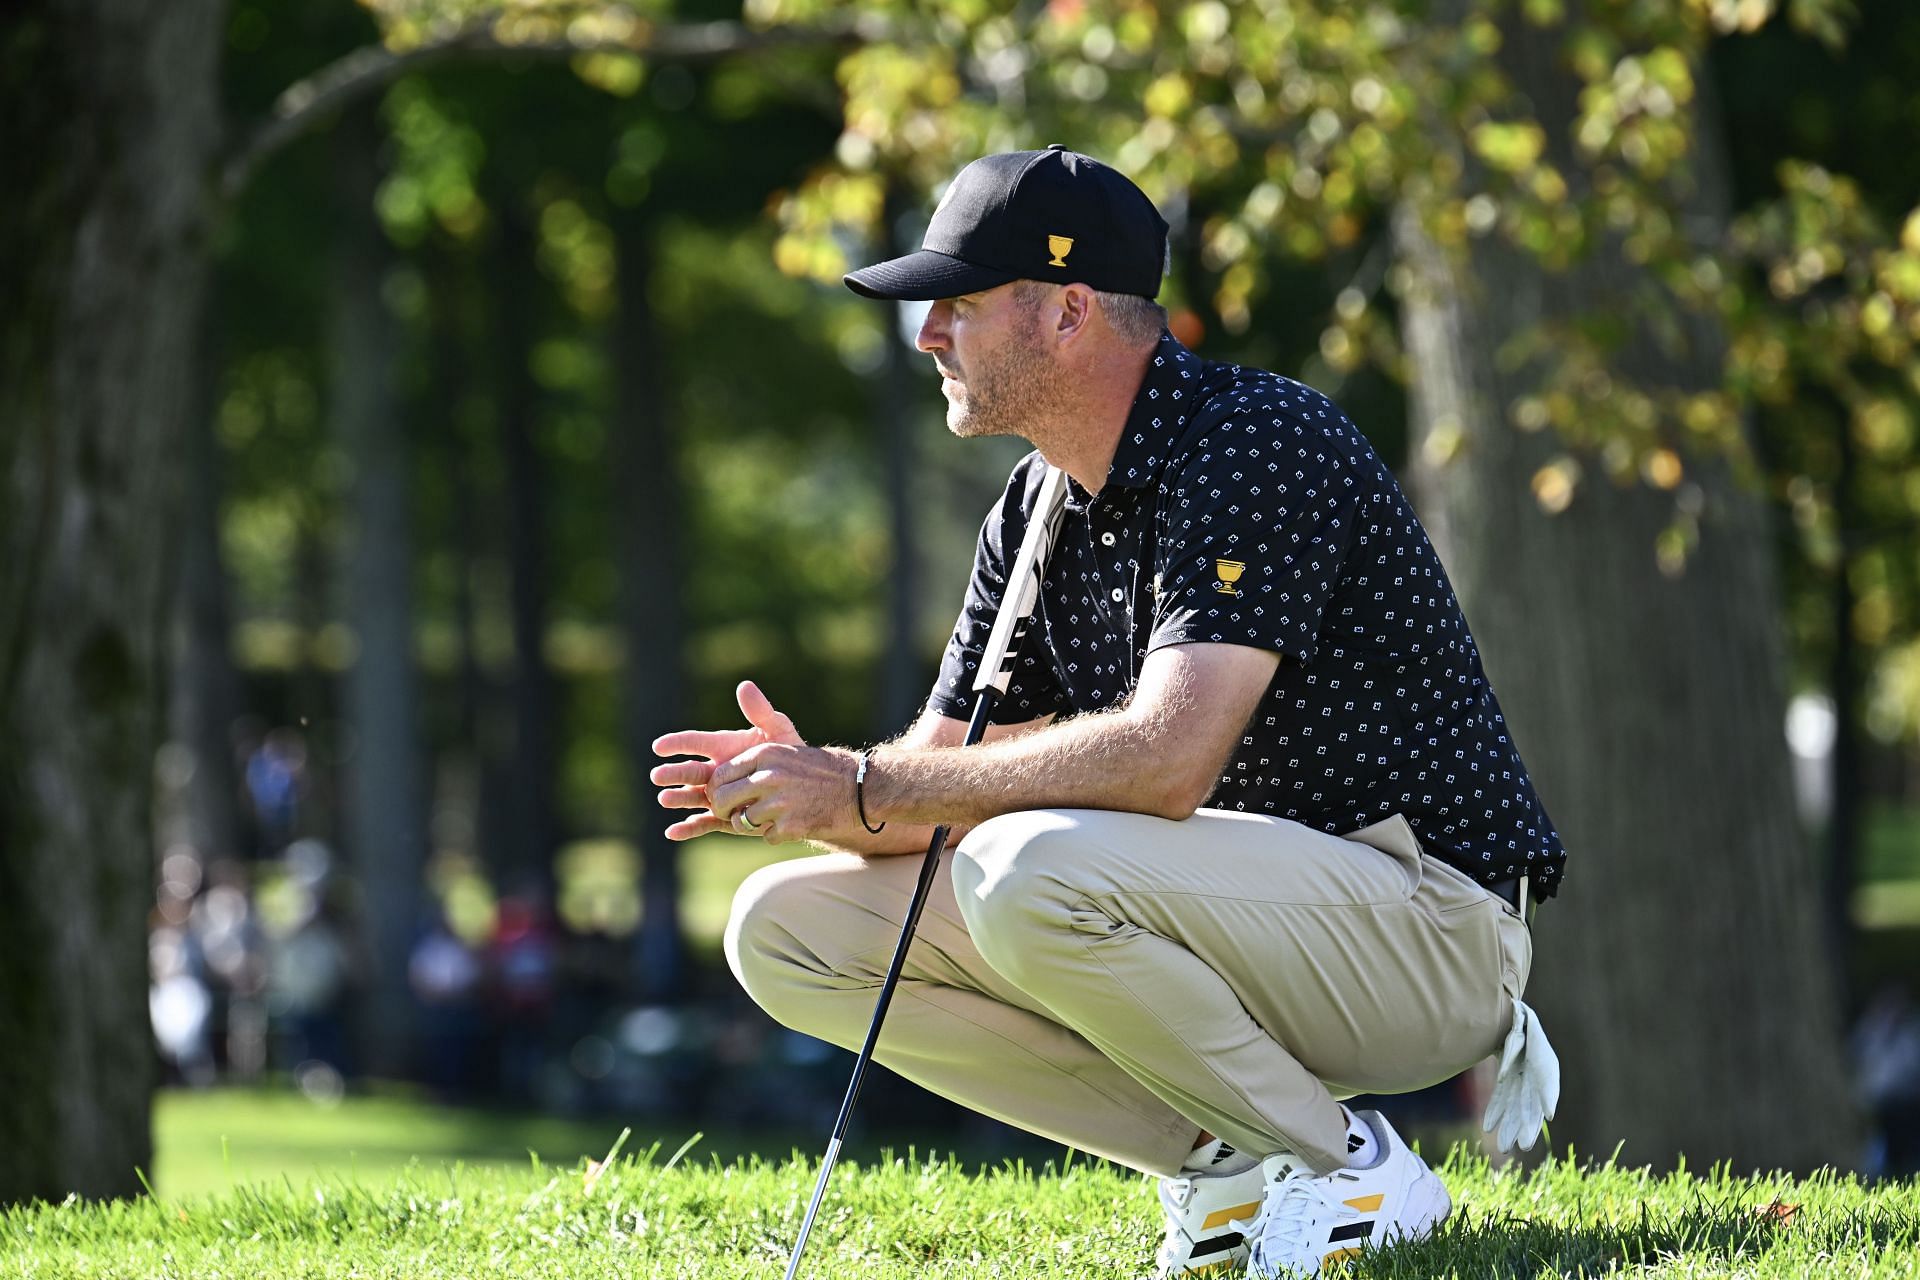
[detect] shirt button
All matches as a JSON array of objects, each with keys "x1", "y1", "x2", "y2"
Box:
[
  {"x1": 1100, "y1": 532, "x2": 1116, "y2": 547},
  {"x1": 1110, "y1": 588, "x2": 1125, "y2": 603}
]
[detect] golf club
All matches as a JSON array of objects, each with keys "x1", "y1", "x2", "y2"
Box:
[{"x1": 782, "y1": 462, "x2": 1071, "y2": 1280}]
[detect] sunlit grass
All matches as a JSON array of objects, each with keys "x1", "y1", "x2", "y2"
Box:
[
  {"x1": 150, "y1": 1087, "x2": 634, "y2": 1200},
  {"x1": 10, "y1": 1136, "x2": 1920, "y2": 1278}
]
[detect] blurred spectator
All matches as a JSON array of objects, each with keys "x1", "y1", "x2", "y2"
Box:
[
  {"x1": 488, "y1": 895, "x2": 559, "y2": 1102},
  {"x1": 192, "y1": 860, "x2": 268, "y2": 1077},
  {"x1": 1853, "y1": 981, "x2": 1920, "y2": 1178},
  {"x1": 244, "y1": 726, "x2": 307, "y2": 854},
  {"x1": 149, "y1": 926, "x2": 214, "y2": 1087},
  {"x1": 410, "y1": 913, "x2": 485, "y2": 1099},
  {"x1": 264, "y1": 844, "x2": 354, "y2": 1081}
]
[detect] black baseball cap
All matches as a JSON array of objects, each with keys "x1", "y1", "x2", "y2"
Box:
[{"x1": 845, "y1": 145, "x2": 1169, "y2": 301}]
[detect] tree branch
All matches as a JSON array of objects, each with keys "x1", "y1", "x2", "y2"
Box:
[{"x1": 218, "y1": 16, "x2": 872, "y2": 201}]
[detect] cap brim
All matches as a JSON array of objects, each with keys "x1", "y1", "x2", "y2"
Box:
[{"x1": 844, "y1": 250, "x2": 1019, "y2": 300}]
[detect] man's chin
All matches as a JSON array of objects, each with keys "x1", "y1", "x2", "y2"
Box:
[
  {"x1": 943, "y1": 393, "x2": 1020, "y2": 440},
  {"x1": 946, "y1": 408, "x2": 997, "y2": 439}
]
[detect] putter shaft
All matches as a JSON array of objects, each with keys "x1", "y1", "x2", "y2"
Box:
[
  {"x1": 781, "y1": 466, "x2": 1064, "y2": 1278},
  {"x1": 781, "y1": 698, "x2": 990, "y2": 1280}
]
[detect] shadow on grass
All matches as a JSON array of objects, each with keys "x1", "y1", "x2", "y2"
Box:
[{"x1": 1360, "y1": 1197, "x2": 1920, "y2": 1278}]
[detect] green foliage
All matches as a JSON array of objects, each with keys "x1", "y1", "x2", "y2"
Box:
[
  {"x1": 760, "y1": 5, "x2": 1886, "y2": 459},
  {"x1": 8, "y1": 1119, "x2": 1919, "y2": 1277},
  {"x1": 209, "y1": 0, "x2": 1920, "y2": 831},
  {"x1": 741, "y1": 0, "x2": 1920, "y2": 730}
]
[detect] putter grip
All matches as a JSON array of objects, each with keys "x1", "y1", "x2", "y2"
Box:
[{"x1": 973, "y1": 465, "x2": 1069, "y2": 698}]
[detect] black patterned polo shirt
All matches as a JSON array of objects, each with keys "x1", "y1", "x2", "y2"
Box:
[{"x1": 927, "y1": 331, "x2": 1567, "y2": 897}]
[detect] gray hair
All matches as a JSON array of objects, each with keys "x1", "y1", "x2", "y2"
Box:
[
  {"x1": 1094, "y1": 291, "x2": 1168, "y2": 345},
  {"x1": 1011, "y1": 281, "x2": 1167, "y2": 346}
]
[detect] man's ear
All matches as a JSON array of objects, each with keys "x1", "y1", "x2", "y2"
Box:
[{"x1": 1055, "y1": 283, "x2": 1095, "y2": 345}]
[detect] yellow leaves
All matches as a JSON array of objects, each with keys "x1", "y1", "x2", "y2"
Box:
[
  {"x1": 1682, "y1": 392, "x2": 1735, "y2": 438},
  {"x1": 1861, "y1": 293, "x2": 1896, "y2": 339},
  {"x1": 539, "y1": 200, "x2": 617, "y2": 320},
  {"x1": 1856, "y1": 397, "x2": 1912, "y2": 456},
  {"x1": 1530, "y1": 166, "x2": 1569, "y2": 206},
  {"x1": 1644, "y1": 448, "x2": 1684, "y2": 489},
  {"x1": 771, "y1": 234, "x2": 825, "y2": 279},
  {"x1": 1531, "y1": 458, "x2": 1580, "y2": 515},
  {"x1": 1423, "y1": 416, "x2": 1466, "y2": 469},
  {"x1": 1902, "y1": 208, "x2": 1920, "y2": 256},
  {"x1": 1856, "y1": 583, "x2": 1896, "y2": 648},
  {"x1": 1655, "y1": 519, "x2": 1696, "y2": 579},
  {"x1": 1319, "y1": 325, "x2": 1355, "y2": 372},
  {"x1": 571, "y1": 52, "x2": 643, "y2": 97},
  {"x1": 771, "y1": 168, "x2": 883, "y2": 284},
  {"x1": 1512, "y1": 397, "x2": 1551, "y2": 432},
  {"x1": 1216, "y1": 262, "x2": 1257, "y2": 334},
  {"x1": 1321, "y1": 170, "x2": 1357, "y2": 210},
  {"x1": 1114, "y1": 6, "x2": 1158, "y2": 53},
  {"x1": 1640, "y1": 48, "x2": 1695, "y2": 106},
  {"x1": 1180, "y1": 0, "x2": 1231, "y2": 44},
  {"x1": 1883, "y1": 254, "x2": 1920, "y2": 306},
  {"x1": 1143, "y1": 72, "x2": 1193, "y2": 119},
  {"x1": 1708, "y1": 0, "x2": 1775, "y2": 35},
  {"x1": 1471, "y1": 121, "x2": 1546, "y2": 174}
]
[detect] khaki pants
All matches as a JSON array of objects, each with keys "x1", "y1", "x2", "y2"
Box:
[{"x1": 724, "y1": 808, "x2": 1531, "y2": 1175}]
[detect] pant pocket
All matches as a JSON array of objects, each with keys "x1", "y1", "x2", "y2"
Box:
[
  {"x1": 1497, "y1": 911, "x2": 1532, "y2": 999},
  {"x1": 1416, "y1": 850, "x2": 1501, "y2": 918}
]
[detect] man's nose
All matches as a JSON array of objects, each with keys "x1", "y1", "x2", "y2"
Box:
[{"x1": 916, "y1": 301, "x2": 951, "y2": 354}]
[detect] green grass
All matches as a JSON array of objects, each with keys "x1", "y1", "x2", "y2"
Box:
[
  {"x1": 151, "y1": 1087, "x2": 647, "y2": 1201},
  {"x1": 7, "y1": 1142, "x2": 1919, "y2": 1278},
  {"x1": 6, "y1": 1091, "x2": 1917, "y2": 1277}
]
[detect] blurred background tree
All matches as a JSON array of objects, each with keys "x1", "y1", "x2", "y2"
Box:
[{"x1": 4, "y1": 0, "x2": 1919, "y2": 1204}]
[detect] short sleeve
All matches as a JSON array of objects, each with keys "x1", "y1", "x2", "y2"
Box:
[
  {"x1": 1148, "y1": 424, "x2": 1358, "y2": 663},
  {"x1": 927, "y1": 457, "x2": 1069, "y2": 725}
]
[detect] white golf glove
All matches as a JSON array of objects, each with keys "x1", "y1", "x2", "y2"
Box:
[{"x1": 1483, "y1": 997, "x2": 1559, "y2": 1153}]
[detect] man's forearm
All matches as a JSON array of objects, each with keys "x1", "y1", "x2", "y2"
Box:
[{"x1": 862, "y1": 704, "x2": 1200, "y2": 829}]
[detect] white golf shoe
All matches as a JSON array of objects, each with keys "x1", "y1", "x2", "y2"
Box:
[
  {"x1": 1240, "y1": 1111, "x2": 1450, "y2": 1277},
  {"x1": 1151, "y1": 1155, "x2": 1268, "y2": 1277}
]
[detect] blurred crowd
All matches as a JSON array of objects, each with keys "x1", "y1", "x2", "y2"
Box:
[
  {"x1": 146, "y1": 721, "x2": 1920, "y2": 1176},
  {"x1": 144, "y1": 720, "x2": 893, "y2": 1138}
]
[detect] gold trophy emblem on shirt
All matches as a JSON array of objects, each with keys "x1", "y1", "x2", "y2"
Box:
[
  {"x1": 1047, "y1": 234, "x2": 1074, "y2": 267},
  {"x1": 1213, "y1": 559, "x2": 1246, "y2": 597}
]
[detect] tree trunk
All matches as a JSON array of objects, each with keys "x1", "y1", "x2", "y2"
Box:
[
  {"x1": 167, "y1": 309, "x2": 246, "y2": 870},
  {"x1": 495, "y1": 205, "x2": 561, "y2": 904},
  {"x1": 611, "y1": 215, "x2": 688, "y2": 1001},
  {"x1": 332, "y1": 104, "x2": 425, "y2": 1080},
  {"x1": 876, "y1": 182, "x2": 927, "y2": 736},
  {"x1": 0, "y1": 0, "x2": 223, "y2": 1203},
  {"x1": 428, "y1": 253, "x2": 497, "y2": 882},
  {"x1": 1393, "y1": 13, "x2": 1855, "y2": 1171},
  {"x1": 1827, "y1": 401, "x2": 1860, "y2": 1006}
]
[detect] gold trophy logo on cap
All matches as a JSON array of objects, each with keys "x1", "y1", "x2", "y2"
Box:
[
  {"x1": 1047, "y1": 235, "x2": 1074, "y2": 267},
  {"x1": 1213, "y1": 559, "x2": 1246, "y2": 597}
]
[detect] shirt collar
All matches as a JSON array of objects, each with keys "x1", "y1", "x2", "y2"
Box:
[{"x1": 1103, "y1": 330, "x2": 1202, "y2": 494}]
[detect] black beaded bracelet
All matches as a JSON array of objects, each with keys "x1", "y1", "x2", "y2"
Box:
[{"x1": 856, "y1": 751, "x2": 886, "y2": 834}]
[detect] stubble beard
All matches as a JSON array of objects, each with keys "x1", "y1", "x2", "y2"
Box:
[{"x1": 943, "y1": 311, "x2": 1057, "y2": 441}]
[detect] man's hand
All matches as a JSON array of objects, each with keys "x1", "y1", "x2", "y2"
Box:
[
  {"x1": 706, "y1": 740, "x2": 862, "y2": 848},
  {"x1": 651, "y1": 681, "x2": 808, "y2": 841}
]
